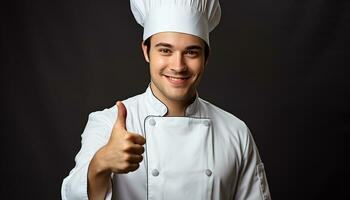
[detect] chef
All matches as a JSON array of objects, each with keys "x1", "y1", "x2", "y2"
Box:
[{"x1": 61, "y1": 0, "x2": 271, "y2": 199}]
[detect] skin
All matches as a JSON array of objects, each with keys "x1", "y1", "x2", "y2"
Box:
[
  {"x1": 87, "y1": 101, "x2": 146, "y2": 200},
  {"x1": 87, "y1": 32, "x2": 207, "y2": 199},
  {"x1": 142, "y1": 32, "x2": 206, "y2": 116}
]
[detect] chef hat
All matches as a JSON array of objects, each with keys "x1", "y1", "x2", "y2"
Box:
[{"x1": 130, "y1": 0, "x2": 221, "y2": 46}]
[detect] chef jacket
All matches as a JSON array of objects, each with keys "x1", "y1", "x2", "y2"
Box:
[{"x1": 61, "y1": 86, "x2": 271, "y2": 200}]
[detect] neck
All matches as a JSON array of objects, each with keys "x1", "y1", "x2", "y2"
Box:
[
  {"x1": 150, "y1": 83, "x2": 196, "y2": 117},
  {"x1": 165, "y1": 102, "x2": 186, "y2": 117}
]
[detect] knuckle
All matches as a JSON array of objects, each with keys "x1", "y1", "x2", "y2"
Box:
[
  {"x1": 124, "y1": 133, "x2": 133, "y2": 141},
  {"x1": 123, "y1": 154, "x2": 132, "y2": 161},
  {"x1": 120, "y1": 162, "x2": 130, "y2": 170},
  {"x1": 122, "y1": 143, "x2": 132, "y2": 152}
]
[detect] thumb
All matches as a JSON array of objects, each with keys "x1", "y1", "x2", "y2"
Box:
[{"x1": 115, "y1": 101, "x2": 127, "y2": 129}]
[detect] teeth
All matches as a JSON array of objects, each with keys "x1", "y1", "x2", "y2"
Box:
[
  {"x1": 170, "y1": 77, "x2": 184, "y2": 80},
  {"x1": 167, "y1": 76, "x2": 186, "y2": 80}
]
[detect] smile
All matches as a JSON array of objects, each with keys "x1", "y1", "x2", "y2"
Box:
[
  {"x1": 164, "y1": 75, "x2": 190, "y2": 85},
  {"x1": 166, "y1": 76, "x2": 188, "y2": 80}
]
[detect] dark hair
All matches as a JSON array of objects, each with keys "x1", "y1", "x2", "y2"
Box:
[{"x1": 143, "y1": 37, "x2": 210, "y2": 62}]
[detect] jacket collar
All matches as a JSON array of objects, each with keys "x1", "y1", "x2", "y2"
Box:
[{"x1": 144, "y1": 84, "x2": 200, "y2": 117}]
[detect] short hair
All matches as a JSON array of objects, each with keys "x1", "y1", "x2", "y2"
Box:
[{"x1": 143, "y1": 37, "x2": 210, "y2": 63}]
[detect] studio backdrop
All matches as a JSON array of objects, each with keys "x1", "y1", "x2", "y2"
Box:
[{"x1": 2, "y1": 0, "x2": 349, "y2": 199}]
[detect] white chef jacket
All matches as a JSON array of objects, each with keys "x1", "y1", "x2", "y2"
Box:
[{"x1": 61, "y1": 86, "x2": 271, "y2": 200}]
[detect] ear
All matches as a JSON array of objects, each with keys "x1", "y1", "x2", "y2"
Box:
[
  {"x1": 141, "y1": 41, "x2": 150, "y2": 63},
  {"x1": 204, "y1": 57, "x2": 209, "y2": 66}
]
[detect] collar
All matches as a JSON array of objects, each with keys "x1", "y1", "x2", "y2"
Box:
[{"x1": 144, "y1": 84, "x2": 200, "y2": 117}]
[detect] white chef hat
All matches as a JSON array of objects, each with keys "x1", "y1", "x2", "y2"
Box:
[{"x1": 130, "y1": 0, "x2": 221, "y2": 46}]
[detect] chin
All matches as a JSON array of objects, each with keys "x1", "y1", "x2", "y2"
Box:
[
  {"x1": 167, "y1": 95, "x2": 188, "y2": 102},
  {"x1": 165, "y1": 89, "x2": 194, "y2": 102}
]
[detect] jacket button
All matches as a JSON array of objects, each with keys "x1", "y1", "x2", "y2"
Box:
[
  {"x1": 152, "y1": 169, "x2": 159, "y2": 176},
  {"x1": 205, "y1": 169, "x2": 212, "y2": 177},
  {"x1": 203, "y1": 121, "x2": 210, "y2": 127},
  {"x1": 149, "y1": 118, "x2": 156, "y2": 126}
]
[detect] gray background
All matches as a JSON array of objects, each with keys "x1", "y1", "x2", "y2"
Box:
[{"x1": 2, "y1": 0, "x2": 349, "y2": 199}]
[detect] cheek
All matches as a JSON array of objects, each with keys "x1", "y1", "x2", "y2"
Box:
[
  {"x1": 149, "y1": 53, "x2": 167, "y2": 68},
  {"x1": 150, "y1": 59, "x2": 166, "y2": 77},
  {"x1": 189, "y1": 60, "x2": 205, "y2": 74},
  {"x1": 154, "y1": 57, "x2": 167, "y2": 67}
]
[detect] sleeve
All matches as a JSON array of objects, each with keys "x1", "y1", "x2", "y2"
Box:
[
  {"x1": 234, "y1": 127, "x2": 271, "y2": 200},
  {"x1": 61, "y1": 110, "x2": 115, "y2": 200}
]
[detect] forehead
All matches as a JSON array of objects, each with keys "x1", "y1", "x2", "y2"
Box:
[{"x1": 150, "y1": 32, "x2": 205, "y2": 48}]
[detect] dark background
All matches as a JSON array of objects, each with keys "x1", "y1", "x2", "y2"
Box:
[{"x1": 2, "y1": 0, "x2": 349, "y2": 199}]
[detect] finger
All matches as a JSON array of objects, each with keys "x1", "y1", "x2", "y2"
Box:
[
  {"x1": 126, "y1": 163, "x2": 140, "y2": 172},
  {"x1": 113, "y1": 163, "x2": 140, "y2": 174},
  {"x1": 123, "y1": 143, "x2": 145, "y2": 155},
  {"x1": 125, "y1": 154, "x2": 143, "y2": 163},
  {"x1": 115, "y1": 101, "x2": 127, "y2": 129},
  {"x1": 125, "y1": 133, "x2": 146, "y2": 145}
]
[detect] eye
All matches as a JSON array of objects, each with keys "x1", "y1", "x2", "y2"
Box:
[
  {"x1": 159, "y1": 48, "x2": 171, "y2": 54},
  {"x1": 185, "y1": 50, "x2": 199, "y2": 57}
]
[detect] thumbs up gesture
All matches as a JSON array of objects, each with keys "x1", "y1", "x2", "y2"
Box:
[
  {"x1": 91, "y1": 101, "x2": 146, "y2": 174},
  {"x1": 87, "y1": 101, "x2": 146, "y2": 199},
  {"x1": 107, "y1": 101, "x2": 146, "y2": 173}
]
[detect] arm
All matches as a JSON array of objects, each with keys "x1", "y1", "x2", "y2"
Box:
[
  {"x1": 234, "y1": 128, "x2": 271, "y2": 200},
  {"x1": 87, "y1": 148, "x2": 114, "y2": 200},
  {"x1": 61, "y1": 102, "x2": 145, "y2": 200},
  {"x1": 61, "y1": 110, "x2": 114, "y2": 200}
]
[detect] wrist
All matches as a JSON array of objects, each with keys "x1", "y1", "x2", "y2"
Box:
[
  {"x1": 87, "y1": 148, "x2": 112, "y2": 200},
  {"x1": 89, "y1": 147, "x2": 112, "y2": 177}
]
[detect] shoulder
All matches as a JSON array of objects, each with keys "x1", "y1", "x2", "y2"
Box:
[
  {"x1": 86, "y1": 105, "x2": 116, "y2": 129},
  {"x1": 198, "y1": 98, "x2": 254, "y2": 155},
  {"x1": 199, "y1": 98, "x2": 248, "y2": 131},
  {"x1": 87, "y1": 93, "x2": 143, "y2": 127},
  {"x1": 198, "y1": 98, "x2": 252, "y2": 149}
]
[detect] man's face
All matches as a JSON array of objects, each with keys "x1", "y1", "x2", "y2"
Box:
[{"x1": 142, "y1": 32, "x2": 206, "y2": 104}]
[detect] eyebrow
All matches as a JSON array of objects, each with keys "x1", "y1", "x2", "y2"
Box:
[
  {"x1": 154, "y1": 43, "x2": 203, "y2": 50},
  {"x1": 154, "y1": 43, "x2": 173, "y2": 48},
  {"x1": 185, "y1": 45, "x2": 203, "y2": 50}
]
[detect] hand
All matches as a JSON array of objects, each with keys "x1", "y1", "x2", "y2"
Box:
[
  {"x1": 94, "y1": 101, "x2": 146, "y2": 174},
  {"x1": 88, "y1": 101, "x2": 146, "y2": 199}
]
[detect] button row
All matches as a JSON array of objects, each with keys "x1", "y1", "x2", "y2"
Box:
[
  {"x1": 150, "y1": 169, "x2": 212, "y2": 177},
  {"x1": 148, "y1": 119, "x2": 211, "y2": 127}
]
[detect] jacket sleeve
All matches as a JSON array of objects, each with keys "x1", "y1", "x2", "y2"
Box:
[
  {"x1": 61, "y1": 110, "x2": 115, "y2": 200},
  {"x1": 234, "y1": 128, "x2": 271, "y2": 200}
]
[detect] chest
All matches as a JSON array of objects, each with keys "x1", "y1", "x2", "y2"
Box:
[{"x1": 114, "y1": 116, "x2": 242, "y2": 200}]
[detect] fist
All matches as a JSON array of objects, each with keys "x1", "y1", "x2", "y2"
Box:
[{"x1": 97, "y1": 101, "x2": 146, "y2": 174}]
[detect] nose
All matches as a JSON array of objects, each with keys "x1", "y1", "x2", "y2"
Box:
[{"x1": 170, "y1": 52, "x2": 187, "y2": 72}]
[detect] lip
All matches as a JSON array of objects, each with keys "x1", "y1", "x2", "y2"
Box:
[{"x1": 164, "y1": 75, "x2": 190, "y2": 86}]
